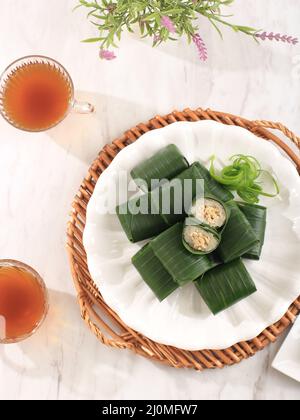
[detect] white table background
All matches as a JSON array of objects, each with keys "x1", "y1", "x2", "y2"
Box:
[{"x1": 0, "y1": 0, "x2": 299, "y2": 400}]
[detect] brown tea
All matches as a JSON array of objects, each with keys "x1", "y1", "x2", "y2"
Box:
[
  {"x1": 2, "y1": 62, "x2": 71, "y2": 131},
  {"x1": 0, "y1": 265, "x2": 47, "y2": 341}
]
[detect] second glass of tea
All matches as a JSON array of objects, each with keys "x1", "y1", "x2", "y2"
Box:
[
  {"x1": 0, "y1": 260, "x2": 48, "y2": 344},
  {"x1": 0, "y1": 55, "x2": 94, "y2": 132}
]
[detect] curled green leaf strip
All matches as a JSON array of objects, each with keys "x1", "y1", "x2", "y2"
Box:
[{"x1": 209, "y1": 155, "x2": 280, "y2": 204}]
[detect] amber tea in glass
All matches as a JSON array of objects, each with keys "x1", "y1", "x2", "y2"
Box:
[
  {"x1": 0, "y1": 260, "x2": 48, "y2": 343},
  {"x1": 0, "y1": 56, "x2": 94, "y2": 132}
]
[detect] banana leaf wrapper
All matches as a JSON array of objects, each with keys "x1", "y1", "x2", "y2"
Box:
[
  {"x1": 195, "y1": 258, "x2": 257, "y2": 315},
  {"x1": 116, "y1": 194, "x2": 168, "y2": 242},
  {"x1": 117, "y1": 163, "x2": 204, "y2": 242},
  {"x1": 237, "y1": 202, "x2": 267, "y2": 260},
  {"x1": 194, "y1": 162, "x2": 234, "y2": 202},
  {"x1": 117, "y1": 161, "x2": 232, "y2": 243},
  {"x1": 131, "y1": 144, "x2": 189, "y2": 192},
  {"x1": 132, "y1": 244, "x2": 179, "y2": 301},
  {"x1": 217, "y1": 201, "x2": 259, "y2": 263},
  {"x1": 151, "y1": 223, "x2": 220, "y2": 286},
  {"x1": 155, "y1": 163, "x2": 206, "y2": 226}
]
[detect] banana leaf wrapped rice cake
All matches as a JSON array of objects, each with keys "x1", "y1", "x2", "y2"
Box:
[
  {"x1": 117, "y1": 161, "x2": 233, "y2": 243},
  {"x1": 119, "y1": 146, "x2": 264, "y2": 312},
  {"x1": 156, "y1": 163, "x2": 205, "y2": 226},
  {"x1": 193, "y1": 161, "x2": 234, "y2": 202},
  {"x1": 189, "y1": 196, "x2": 229, "y2": 230},
  {"x1": 132, "y1": 244, "x2": 179, "y2": 301},
  {"x1": 237, "y1": 202, "x2": 267, "y2": 260},
  {"x1": 149, "y1": 223, "x2": 220, "y2": 286},
  {"x1": 182, "y1": 217, "x2": 221, "y2": 255},
  {"x1": 130, "y1": 143, "x2": 233, "y2": 201},
  {"x1": 195, "y1": 259, "x2": 257, "y2": 315},
  {"x1": 117, "y1": 163, "x2": 205, "y2": 242},
  {"x1": 217, "y1": 201, "x2": 259, "y2": 263},
  {"x1": 131, "y1": 144, "x2": 189, "y2": 191},
  {"x1": 116, "y1": 194, "x2": 168, "y2": 243}
]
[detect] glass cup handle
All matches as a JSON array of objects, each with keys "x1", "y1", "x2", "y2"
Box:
[{"x1": 72, "y1": 100, "x2": 95, "y2": 114}]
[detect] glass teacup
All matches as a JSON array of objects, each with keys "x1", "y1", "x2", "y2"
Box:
[
  {"x1": 0, "y1": 260, "x2": 48, "y2": 344},
  {"x1": 0, "y1": 55, "x2": 94, "y2": 132}
]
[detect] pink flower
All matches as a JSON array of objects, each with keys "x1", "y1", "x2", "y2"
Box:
[
  {"x1": 99, "y1": 49, "x2": 117, "y2": 60},
  {"x1": 192, "y1": 34, "x2": 208, "y2": 62},
  {"x1": 161, "y1": 16, "x2": 176, "y2": 33},
  {"x1": 256, "y1": 32, "x2": 298, "y2": 45}
]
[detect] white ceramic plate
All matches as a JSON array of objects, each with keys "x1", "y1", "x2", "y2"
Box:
[
  {"x1": 272, "y1": 316, "x2": 300, "y2": 382},
  {"x1": 83, "y1": 121, "x2": 300, "y2": 350}
]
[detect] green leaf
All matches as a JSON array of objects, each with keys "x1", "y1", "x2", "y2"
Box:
[
  {"x1": 194, "y1": 162, "x2": 234, "y2": 202},
  {"x1": 195, "y1": 258, "x2": 257, "y2": 315},
  {"x1": 151, "y1": 223, "x2": 220, "y2": 286},
  {"x1": 82, "y1": 37, "x2": 102, "y2": 43},
  {"x1": 76, "y1": 0, "x2": 260, "y2": 53},
  {"x1": 131, "y1": 144, "x2": 189, "y2": 192},
  {"x1": 132, "y1": 244, "x2": 179, "y2": 301},
  {"x1": 217, "y1": 201, "x2": 259, "y2": 263},
  {"x1": 237, "y1": 202, "x2": 267, "y2": 260}
]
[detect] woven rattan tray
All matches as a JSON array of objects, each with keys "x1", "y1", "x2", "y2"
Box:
[{"x1": 67, "y1": 108, "x2": 300, "y2": 371}]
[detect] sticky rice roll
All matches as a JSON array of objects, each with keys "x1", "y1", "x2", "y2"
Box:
[
  {"x1": 182, "y1": 218, "x2": 221, "y2": 255},
  {"x1": 190, "y1": 197, "x2": 227, "y2": 229}
]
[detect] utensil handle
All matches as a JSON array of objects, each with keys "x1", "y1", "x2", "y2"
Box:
[{"x1": 72, "y1": 100, "x2": 95, "y2": 114}]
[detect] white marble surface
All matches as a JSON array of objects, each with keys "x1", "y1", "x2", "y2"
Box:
[{"x1": 0, "y1": 0, "x2": 299, "y2": 400}]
